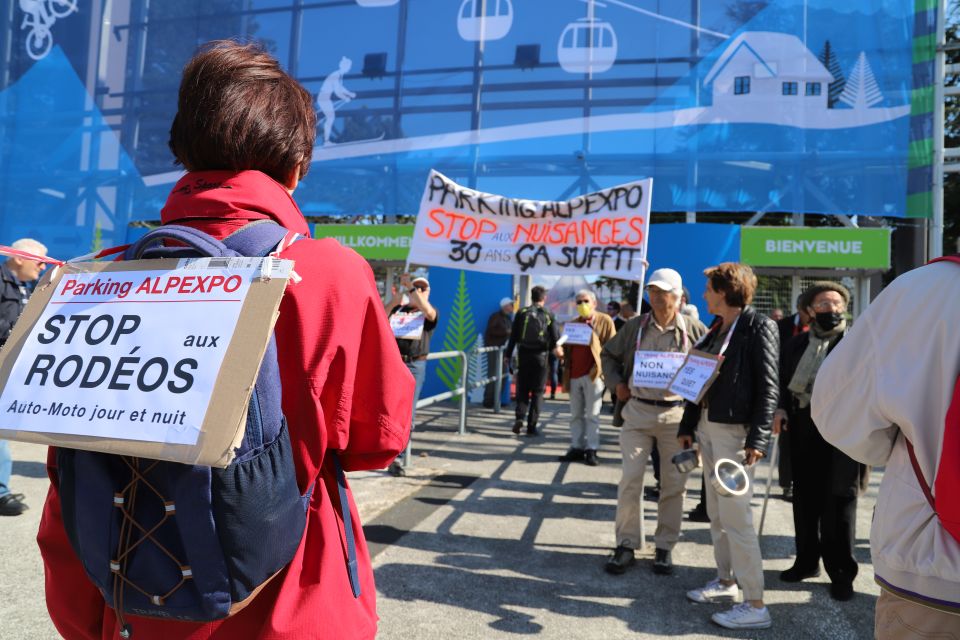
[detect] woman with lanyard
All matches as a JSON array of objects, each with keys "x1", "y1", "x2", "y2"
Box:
[
  {"x1": 676, "y1": 262, "x2": 779, "y2": 631},
  {"x1": 601, "y1": 268, "x2": 706, "y2": 577}
]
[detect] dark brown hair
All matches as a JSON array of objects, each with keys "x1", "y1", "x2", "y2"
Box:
[
  {"x1": 704, "y1": 262, "x2": 757, "y2": 307},
  {"x1": 169, "y1": 40, "x2": 316, "y2": 185}
]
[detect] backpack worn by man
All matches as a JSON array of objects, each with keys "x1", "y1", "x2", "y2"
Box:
[
  {"x1": 54, "y1": 222, "x2": 359, "y2": 637},
  {"x1": 904, "y1": 255, "x2": 960, "y2": 545},
  {"x1": 518, "y1": 306, "x2": 552, "y2": 350}
]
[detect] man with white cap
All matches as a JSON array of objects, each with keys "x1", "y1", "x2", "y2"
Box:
[
  {"x1": 483, "y1": 297, "x2": 515, "y2": 408},
  {"x1": 385, "y1": 273, "x2": 439, "y2": 476},
  {"x1": 600, "y1": 268, "x2": 706, "y2": 575}
]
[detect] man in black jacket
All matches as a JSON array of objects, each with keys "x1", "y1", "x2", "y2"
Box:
[
  {"x1": 483, "y1": 297, "x2": 514, "y2": 408},
  {"x1": 0, "y1": 238, "x2": 47, "y2": 516},
  {"x1": 775, "y1": 282, "x2": 866, "y2": 601},
  {"x1": 505, "y1": 286, "x2": 562, "y2": 436}
]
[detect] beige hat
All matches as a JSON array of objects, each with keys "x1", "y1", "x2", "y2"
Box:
[{"x1": 646, "y1": 268, "x2": 682, "y2": 294}]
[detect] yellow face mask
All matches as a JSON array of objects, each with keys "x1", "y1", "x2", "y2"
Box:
[{"x1": 576, "y1": 302, "x2": 592, "y2": 318}]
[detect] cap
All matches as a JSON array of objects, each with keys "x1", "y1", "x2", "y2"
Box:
[
  {"x1": 646, "y1": 268, "x2": 682, "y2": 294},
  {"x1": 500, "y1": 297, "x2": 514, "y2": 308},
  {"x1": 411, "y1": 276, "x2": 430, "y2": 288},
  {"x1": 801, "y1": 281, "x2": 850, "y2": 307}
]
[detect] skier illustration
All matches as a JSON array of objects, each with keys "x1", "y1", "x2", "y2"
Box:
[{"x1": 316, "y1": 57, "x2": 357, "y2": 145}]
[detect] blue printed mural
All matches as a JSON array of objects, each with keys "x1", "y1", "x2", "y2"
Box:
[{"x1": 0, "y1": 0, "x2": 929, "y2": 262}]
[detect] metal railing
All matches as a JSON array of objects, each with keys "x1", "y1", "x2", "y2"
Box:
[{"x1": 402, "y1": 344, "x2": 507, "y2": 467}]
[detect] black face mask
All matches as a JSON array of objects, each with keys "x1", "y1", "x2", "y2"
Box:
[{"x1": 815, "y1": 311, "x2": 843, "y2": 331}]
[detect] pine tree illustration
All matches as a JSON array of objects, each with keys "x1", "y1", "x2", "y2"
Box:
[
  {"x1": 437, "y1": 270, "x2": 477, "y2": 396},
  {"x1": 838, "y1": 52, "x2": 883, "y2": 110},
  {"x1": 818, "y1": 40, "x2": 846, "y2": 108}
]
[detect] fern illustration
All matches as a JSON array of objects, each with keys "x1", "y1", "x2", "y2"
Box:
[
  {"x1": 818, "y1": 40, "x2": 845, "y2": 108},
  {"x1": 839, "y1": 52, "x2": 883, "y2": 110},
  {"x1": 467, "y1": 333, "x2": 488, "y2": 403},
  {"x1": 437, "y1": 270, "x2": 478, "y2": 395}
]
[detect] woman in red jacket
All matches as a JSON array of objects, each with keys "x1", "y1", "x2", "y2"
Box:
[{"x1": 37, "y1": 40, "x2": 414, "y2": 639}]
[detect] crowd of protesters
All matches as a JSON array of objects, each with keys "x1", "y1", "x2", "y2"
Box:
[{"x1": 495, "y1": 262, "x2": 958, "y2": 635}]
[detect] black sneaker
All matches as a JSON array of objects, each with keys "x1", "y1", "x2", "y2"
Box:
[
  {"x1": 525, "y1": 426, "x2": 539, "y2": 437},
  {"x1": 653, "y1": 548, "x2": 673, "y2": 575},
  {"x1": 0, "y1": 493, "x2": 27, "y2": 516},
  {"x1": 584, "y1": 449, "x2": 599, "y2": 466},
  {"x1": 558, "y1": 448, "x2": 586, "y2": 462},
  {"x1": 688, "y1": 504, "x2": 710, "y2": 522},
  {"x1": 644, "y1": 483, "x2": 661, "y2": 501},
  {"x1": 512, "y1": 419, "x2": 523, "y2": 434},
  {"x1": 604, "y1": 545, "x2": 635, "y2": 575},
  {"x1": 779, "y1": 564, "x2": 820, "y2": 583},
  {"x1": 830, "y1": 582, "x2": 854, "y2": 601},
  {"x1": 387, "y1": 461, "x2": 406, "y2": 477}
]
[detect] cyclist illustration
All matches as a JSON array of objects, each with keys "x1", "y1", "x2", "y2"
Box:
[
  {"x1": 19, "y1": 0, "x2": 78, "y2": 61},
  {"x1": 316, "y1": 57, "x2": 357, "y2": 145}
]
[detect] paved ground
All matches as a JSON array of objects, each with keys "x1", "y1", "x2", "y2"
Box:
[{"x1": 0, "y1": 396, "x2": 880, "y2": 639}]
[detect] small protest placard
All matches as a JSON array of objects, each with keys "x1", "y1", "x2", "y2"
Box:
[
  {"x1": 0, "y1": 257, "x2": 292, "y2": 467},
  {"x1": 632, "y1": 351, "x2": 688, "y2": 390},
  {"x1": 562, "y1": 322, "x2": 594, "y2": 347},
  {"x1": 390, "y1": 312, "x2": 425, "y2": 340},
  {"x1": 667, "y1": 350, "x2": 722, "y2": 404}
]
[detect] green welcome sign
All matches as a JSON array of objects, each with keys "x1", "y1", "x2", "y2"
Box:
[
  {"x1": 313, "y1": 224, "x2": 413, "y2": 261},
  {"x1": 741, "y1": 227, "x2": 891, "y2": 270}
]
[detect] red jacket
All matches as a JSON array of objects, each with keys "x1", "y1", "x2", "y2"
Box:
[{"x1": 37, "y1": 170, "x2": 414, "y2": 639}]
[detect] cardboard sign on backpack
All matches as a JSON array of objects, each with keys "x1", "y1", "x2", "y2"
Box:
[{"x1": 0, "y1": 256, "x2": 292, "y2": 468}]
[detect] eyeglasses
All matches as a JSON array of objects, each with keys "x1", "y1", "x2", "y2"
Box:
[
  {"x1": 412, "y1": 285, "x2": 428, "y2": 292},
  {"x1": 576, "y1": 299, "x2": 591, "y2": 304},
  {"x1": 812, "y1": 300, "x2": 844, "y2": 311}
]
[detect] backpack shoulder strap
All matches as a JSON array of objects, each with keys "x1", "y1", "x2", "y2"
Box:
[
  {"x1": 905, "y1": 439, "x2": 936, "y2": 514},
  {"x1": 330, "y1": 452, "x2": 361, "y2": 599},
  {"x1": 928, "y1": 255, "x2": 960, "y2": 267},
  {"x1": 124, "y1": 224, "x2": 233, "y2": 260},
  {"x1": 222, "y1": 221, "x2": 291, "y2": 258}
]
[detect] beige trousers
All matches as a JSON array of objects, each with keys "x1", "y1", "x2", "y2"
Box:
[
  {"x1": 875, "y1": 590, "x2": 960, "y2": 639},
  {"x1": 698, "y1": 415, "x2": 765, "y2": 601},
  {"x1": 615, "y1": 400, "x2": 686, "y2": 551}
]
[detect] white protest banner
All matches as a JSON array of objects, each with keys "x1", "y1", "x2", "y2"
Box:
[
  {"x1": 390, "y1": 312, "x2": 425, "y2": 340},
  {"x1": 668, "y1": 350, "x2": 722, "y2": 404},
  {"x1": 408, "y1": 170, "x2": 651, "y2": 278},
  {"x1": 562, "y1": 322, "x2": 594, "y2": 346},
  {"x1": 0, "y1": 257, "x2": 289, "y2": 450},
  {"x1": 632, "y1": 351, "x2": 688, "y2": 390}
]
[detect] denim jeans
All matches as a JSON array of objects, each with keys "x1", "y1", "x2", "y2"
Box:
[
  {"x1": 0, "y1": 440, "x2": 11, "y2": 497},
  {"x1": 406, "y1": 359, "x2": 427, "y2": 436}
]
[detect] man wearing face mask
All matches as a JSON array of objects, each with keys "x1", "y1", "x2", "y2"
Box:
[
  {"x1": 774, "y1": 282, "x2": 866, "y2": 601},
  {"x1": 559, "y1": 290, "x2": 616, "y2": 466}
]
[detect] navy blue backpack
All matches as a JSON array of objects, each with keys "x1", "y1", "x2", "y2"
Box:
[{"x1": 54, "y1": 222, "x2": 359, "y2": 637}]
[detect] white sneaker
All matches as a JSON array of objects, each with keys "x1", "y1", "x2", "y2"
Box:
[
  {"x1": 711, "y1": 603, "x2": 772, "y2": 629},
  {"x1": 686, "y1": 578, "x2": 740, "y2": 603}
]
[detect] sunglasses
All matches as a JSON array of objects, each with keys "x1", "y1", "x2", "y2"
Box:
[
  {"x1": 576, "y1": 299, "x2": 591, "y2": 304},
  {"x1": 412, "y1": 285, "x2": 429, "y2": 292}
]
